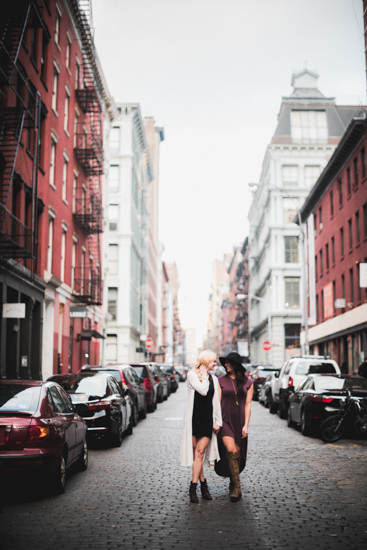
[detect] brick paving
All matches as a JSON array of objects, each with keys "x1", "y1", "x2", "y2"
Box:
[{"x1": 1, "y1": 383, "x2": 367, "y2": 549}]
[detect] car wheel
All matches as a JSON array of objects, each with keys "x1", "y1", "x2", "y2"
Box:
[
  {"x1": 264, "y1": 393, "x2": 269, "y2": 408},
  {"x1": 269, "y1": 393, "x2": 278, "y2": 414},
  {"x1": 140, "y1": 398, "x2": 147, "y2": 419},
  {"x1": 278, "y1": 395, "x2": 287, "y2": 419},
  {"x1": 320, "y1": 416, "x2": 345, "y2": 443},
  {"x1": 157, "y1": 390, "x2": 163, "y2": 404},
  {"x1": 287, "y1": 407, "x2": 296, "y2": 428},
  {"x1": 53, "y1": 452, "x2": 66, "y2": 494},
  {"x1": 126, "y1": 413, "x2": 133, "y2": 436},
  {"x1": 301, "y1": 409, "x2": 311, "y2": 436},
  {"x1": 154, "y1": 397, "x2": 157, "y2": 410},
  {"x1": 113, "y1": 420, "x2": 123, "y2": 447},
  {"x1": 77, "y1": 440, "x2": 88, "y2": 471},
  {"x1": 132, "y1": 403, "x2": 138, "y2": 427}
]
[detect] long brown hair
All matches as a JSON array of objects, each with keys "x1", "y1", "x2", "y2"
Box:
[{"x1": 227, "y1": 361, "x2": 247, "y2": 395}]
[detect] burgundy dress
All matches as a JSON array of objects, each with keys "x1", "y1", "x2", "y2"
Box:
[{"x1": 218, "y1": 375, "x2": 253, "y2": 473}]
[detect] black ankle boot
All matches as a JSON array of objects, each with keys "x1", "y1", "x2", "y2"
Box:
[
  {"x1": 200, "y1": 478, "x2": 212, "y2": 500},
  {"x1": 189, "y1": 482, "x2": 198, "y2": 503}
]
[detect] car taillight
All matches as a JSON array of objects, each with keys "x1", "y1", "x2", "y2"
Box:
[
  {"x1": 256, "y1": 377, "x2": 264, "y2": 383},
  {"x1": 120, "y1": 372, "x2": 127, "y2": 385},
  {"x1": 27, "y1": 426, "x2": 49, "y2": 441},
  {"x1": 4, "y1": 425, "x2": 12, "y2": 443},
  {"x1": 88, "y1": 400, "x2": 112, "y2": 412},
  {"x1": 144, "y1": 378, "x2": 152, "y2": 389},
  {"x1": 288, "y1": 377, "x2": 294, "y2": 387},
  {"x1": 311, "y1": 395, "x2": 334, "y2": 403},
  {"x1": 156, "y1": 377, "x2": 160, "y2": 383}
]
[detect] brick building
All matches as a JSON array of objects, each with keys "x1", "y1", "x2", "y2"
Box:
[
  {"x1": 0, "y1": 0, "x2": 115, "y2": 379},
  {"x1": 300, "y1": 115, "x2": 367, "y2": 371}
]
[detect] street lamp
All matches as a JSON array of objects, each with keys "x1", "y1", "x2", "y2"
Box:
[
  {"x1": 235, "y1": 293, "x2": 272, "y2": 364},
  {"x1": 248, "y1": 182, "x2": 309, "y2": 355}
]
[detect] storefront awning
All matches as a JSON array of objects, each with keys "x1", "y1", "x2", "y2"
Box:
[{"x1": 77, "y1": 329, "x2": 105, "y2": 341}]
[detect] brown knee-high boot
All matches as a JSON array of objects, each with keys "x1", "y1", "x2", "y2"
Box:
[{"x1": 227, "y1": 451, "x2": 242, "y2": 502}]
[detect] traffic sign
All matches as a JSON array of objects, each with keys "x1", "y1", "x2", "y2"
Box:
[
  {"x1": 262, "y1": 340, "x2": 271, "y2": 351},
  {"x1": 145, "y1": 337, "x2": 153, "y2": 349}
]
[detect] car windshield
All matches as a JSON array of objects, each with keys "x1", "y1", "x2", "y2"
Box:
[
  {"x1": 59, "y1": 377, "x2": 106, "y2": 397},
  {"x1": 0, "y1": 385, "x2": 41, "y2": 414},
  {"x1": 295, "y1": 362, "x2": 337, "y2": 375},
  {"x1": 132, "y1": 366, "x2": 148, "y2": 378},
  {"x1": 316, "y1": 377, "x2": 367, "y2": 391}
]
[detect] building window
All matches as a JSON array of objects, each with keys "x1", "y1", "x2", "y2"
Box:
[
  {"x1": 313, "y1": 211, "x2": 317, "y2": 234},
  {"x1": 52, "y1": 67, "x2": 59, "y2": 112},
  {"x1": 319, "y1": 249, "x2": 323, "y2": 275},
  {"x1": 350, "y1": 268, "x2": 354, "y2": 304},
  {"x1": 75, "y1": 58, "x2": 81, "y2": 89},
  {"x1": 326, "y1": 243, "x2": 329, "y2": 270},
  {"x1": 316, "y1": 294, "x2": 319, "y2": 323},
  {"x1": 363, "y1": 203, "x2": 367, "y2": 238},
  {"x1": 55, "y1": 5, "x2": 61, "y2": 45},
  {"x1": 338, "y1": 178, "x2": 343, "y2": 205},
  {"x1": 108, "y1": 288, "x2": 118, "y2": 320},
  {"x1": 358, "y1": 264, "x2": 362, "y2": 302},
  {"x1": 47, "y1": 217, "x2": 54, "y2": 273},
  {"x1": 284, "y1": 324, "x2": 300, "y2": 355},
  {"x1": 30, "y1": 27, "x2": 37, "y2": 64},
  {"x1": 109, "y1": 165, "x2": 120, "y2": 192},
  {"x1": 315, "y1": 255, "x2": 318, "y2": 279},
  {"x1": 353, "y1": 157, "x2": 359, "y2": 187},
  {"x1": 62, "y1": 155, "x2": 68, "y2": 202},
  {"x1": 319, "y1": 206, "x2": 322, "y2": 227},
  {"x1": 283, "y1": 198, "x2": 297, "y2": 223},
  {"x1": 331, "y1": 236, "x2": 335, "y2": 264},
  {"x1": 72, "y1": 172, "x2": 77, "y2": 212},
  {"x1": 71, "y1": 238, "x2": 77, "y2": 290},
  {"x1": 66, "y1": 33, "x2": 71, "y2": 70},
  {"x1": 284, "y1": 236, "x2": 298, "y2": 263},
  {"x1": 50, "y1": 137, "x2": 56, "y2": 188},
  {"x1": 341, "y1": 274, "x2": 345, "y2": 300},
  {"x1": 348, "y1": 218, "x2": 352, "y2": 249},
  {"x1": 340, "y1": 227, "x2": 344, "y2": 257},
  {"x1": 74, "y1": 109, "x2": 79, "y2": 148},
  {"x1": 333, "y1": 281, "x2": 336, "y2": 313},
  {"x1": 64, "y1": 87, "x2": 70, "y2": 132},
  {"x1": 347, "y1": 167, "x2": 351, "y2": 195},
  {"x1": 110, "y1": 126, "x2": 120, "y2": 152},
  {"x1": 106, "y1": 335, "x2": 118, "y2": 362},
  {"x1": 40, "y1": 31, "x2": 48, "y2": 82},
  {"x1": 361, "y1": 148, "x2": 366, "y2": 179},
  {"x1": 321, "y1": 289, "x2": 324, "y2": 320},
  {"x1": 108, "y1": 204, "x2": 118, "y2": 231},
  {"x1": 285, "y1": 278, "x2": 300, "y2": 309},
  {"x1": 282, "y1": 165, "x2": 298, "y2": 186},
  {"x1": 330, "y1": 190, "x2": 334, "y2": 217},
  {"x1": 60, "y1": 229, "x2": 66, "y2": 282},
  {"x1": 290, "y1": 111, "x2": 328, "y2": 143},
  {"x1": 108, "y1": 244, "x2": 118, "y2": 275},
  {"x1": 304, "y1": 165, "x2": 321, "y2": 187},
  {"x1": 356, "y1": 211, "x2": 360, "y2": 244}
]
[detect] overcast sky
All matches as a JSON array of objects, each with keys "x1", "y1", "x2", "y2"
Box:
[{"x1": 92, "y1": 0, "x2": 366, "y2": 346}]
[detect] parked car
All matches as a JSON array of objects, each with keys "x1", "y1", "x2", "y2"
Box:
[
  {"x1": 160, "y1": 365, "x2": 180, "y2": 392},
  {"x1": 251, "y1": 366, "x2": 280, "y2": 401},
  {"x1": 272, "y1": 356, "x2": 341, "y2": 419},
  {"x1": 0, "y1": 379, "x2": 88, "y2": 494},
  {"x1": 81, "y1": 364, "x2": 147, "y2": 425},
  {"x1": 144, "y1": 363, "x2": 168, "y2": 403},
  {"x1": 258, "y1": 371, "x2": 278, "y2": 408},
  {"x1": 131, "y1": 363, "x2": 157, "y2": 412},
  {"x1": 175, "y1": 366, "x2": 187, "y2": 382},
  {"x1": 287, "y1": 374, "x2": 367, "y2": 436},
  {"x1": 245, "y1": 364, "x2": 259, "y2": 377},
  {"x1": 49, "y1": 373, "x2": 133, "y2": 446},
  {"x1": 214, "y1": 366, "x2": 226, "y2": 377}
]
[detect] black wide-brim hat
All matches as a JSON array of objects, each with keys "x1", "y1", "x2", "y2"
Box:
[{"x1": 219, "y1": 352, "x2": 244, "y2": 370}]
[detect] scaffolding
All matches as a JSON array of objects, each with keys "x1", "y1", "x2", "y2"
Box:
[{"x1": 0, "y1": 0, "x2": 46, "y2": 261}]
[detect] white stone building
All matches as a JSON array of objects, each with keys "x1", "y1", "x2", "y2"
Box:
[
  {"x1": 248, "y1": 70, "x2": 360, "y2": 367},
  {"x1": 105, "y1": 104, "x2": 154, "y2": 363}
]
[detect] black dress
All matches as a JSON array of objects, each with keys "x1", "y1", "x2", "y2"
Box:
[{"x1": 192, "y1": 374, "x2": 214, "y2": 439}]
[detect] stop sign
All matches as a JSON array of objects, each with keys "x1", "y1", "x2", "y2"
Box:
[
  {"x1": 145, "y1": 337, "x2": 153, "y2": 349},
  {"x1": 262, "y1": 340, "x2": 271, "y2": 351}
]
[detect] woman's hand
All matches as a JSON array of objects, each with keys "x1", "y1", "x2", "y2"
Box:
[
  {"x1": 213, "y1": 423, "x2": 220, "y2": 435},
  {"x1": 199, "y1": 365, "x2": 208, "y2": 379},
  {"x1": 241, "y1": 425, "x2": 248, "y2": 439}
]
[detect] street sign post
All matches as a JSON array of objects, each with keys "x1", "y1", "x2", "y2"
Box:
[
  {"x1": 262, "y1": 341, "x2": 271, "y2": 351},
  {"x1": 145, "y1": 337, "x2": 153, "y2": 349}
]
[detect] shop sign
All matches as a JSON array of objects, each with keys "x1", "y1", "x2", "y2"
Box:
[
  {"x1": 323, "y1": 282, "x2": 333, "y2": 319},
  {"x1": 2, "y1": 303, "x2": 26, "y2": 318},
  {"x1": 70, "y1": 306, "x2": 87, "y2": 318}
]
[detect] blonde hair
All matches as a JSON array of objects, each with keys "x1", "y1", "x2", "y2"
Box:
[{"x1": 192, "y1": 349, "x2": 216, "y2": 381}]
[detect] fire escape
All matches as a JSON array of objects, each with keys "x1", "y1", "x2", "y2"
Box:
[
  {"x1": 72, "y1": 0, "x2": 103, "y2": 306},
  {"x1": 0, "y1": 1, "x2": 46, "y2": 264}
]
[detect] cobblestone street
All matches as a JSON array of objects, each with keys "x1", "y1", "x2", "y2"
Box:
[{"x1": 2, "y1": 383, "x2": 367, "y2": 550}]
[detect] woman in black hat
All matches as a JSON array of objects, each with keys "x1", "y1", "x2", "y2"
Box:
[{"x1": 217, "y1": 352, "x2": 253, "y2": 502}]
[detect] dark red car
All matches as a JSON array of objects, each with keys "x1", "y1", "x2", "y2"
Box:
[
  {"x1": 0, "y1": 380, "x2": 88, "y2": 494},
  {"x1": 131, "y1": 364, "x2": 157, "y2": 413}
]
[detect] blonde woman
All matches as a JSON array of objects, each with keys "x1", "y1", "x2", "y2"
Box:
[{"x1": 180, "y1": 350, "x2": 222, "y2": 503}]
